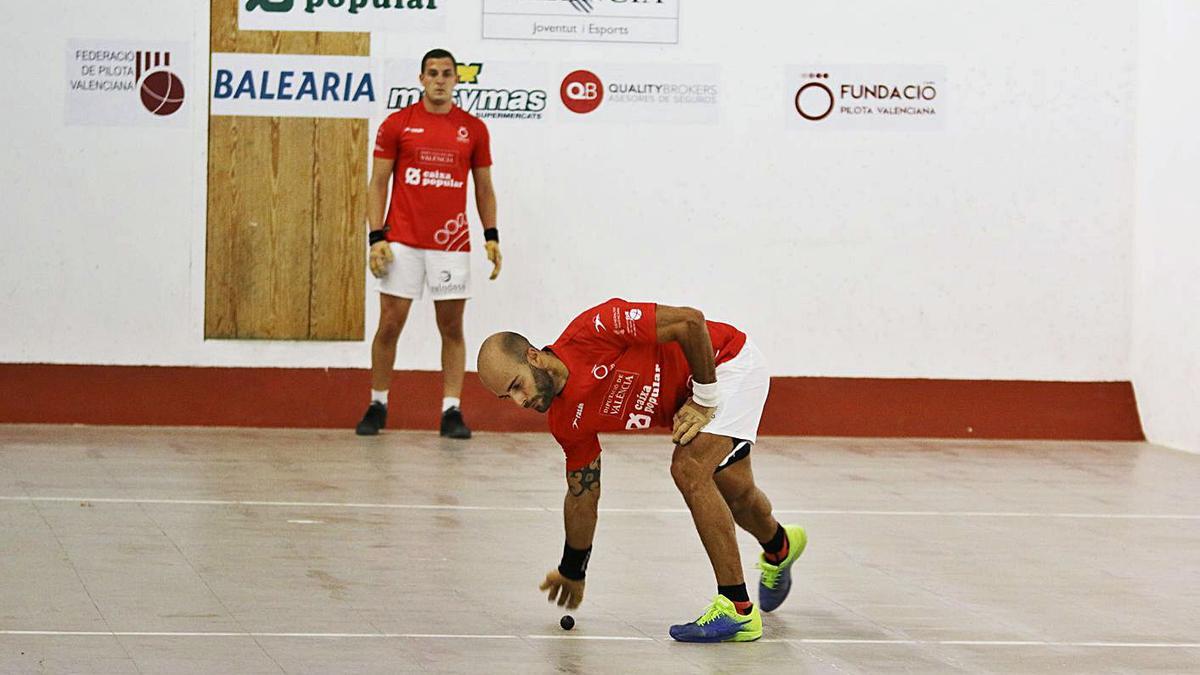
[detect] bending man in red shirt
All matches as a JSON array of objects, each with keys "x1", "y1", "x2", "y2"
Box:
[
  {"x1": 477, "y1": 299, "x2": 806, "y2": 643},
  {"x1": 356, "y1": 48, "x2": 501, "y2": 440}
]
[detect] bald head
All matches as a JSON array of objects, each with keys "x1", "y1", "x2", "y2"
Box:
[
  {"x1": 477, "y1": 331, "x2": 562, "y2": 413},
  {"x1": 477, "y1": 332, "x2": 534, "y2": 393}
]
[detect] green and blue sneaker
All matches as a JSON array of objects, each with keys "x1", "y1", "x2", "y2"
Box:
[
  {"x1": 757, "y1": 524, "x2": 807, "y2": 612},
  {"x1": 669, "y1": 595, "x2": 762, "y2": 643}
]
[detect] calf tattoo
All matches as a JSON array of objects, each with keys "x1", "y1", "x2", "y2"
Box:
[{"x1": 566, "y1": 457, "x2": 601, "y2": 497}]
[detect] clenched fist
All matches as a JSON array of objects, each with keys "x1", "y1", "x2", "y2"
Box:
[
  {"x1": 539, "y1": 569, "x2": 585, "y2": 609},
  {"x1": 672, "y1": 398, "x2": 716, "y2": 446}
]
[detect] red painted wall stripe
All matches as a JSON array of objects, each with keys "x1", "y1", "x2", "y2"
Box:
[{"x1": 0, "y1": 365, "x2": 1143, "y2": 440}]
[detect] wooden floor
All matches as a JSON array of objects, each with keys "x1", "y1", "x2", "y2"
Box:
[{"x1": 1, "y1": 426, "x2": 1198, "y2": 673}]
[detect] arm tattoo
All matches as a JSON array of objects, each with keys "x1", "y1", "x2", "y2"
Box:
[{"x1": 566, "y1": 457, "x2": 601, "y2": 497}]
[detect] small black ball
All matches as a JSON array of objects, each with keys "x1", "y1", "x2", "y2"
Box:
[{"x1": 560, "y1": 614, "x2": 575, "y2": 630}]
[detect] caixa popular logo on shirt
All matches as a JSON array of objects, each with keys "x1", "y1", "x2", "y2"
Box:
[
  {"x1": 210, "y1": 53, "x2": 376, "y2": 119},
  {"x1": 403, "y1": 168, "x2": 464, "y2": 189}
]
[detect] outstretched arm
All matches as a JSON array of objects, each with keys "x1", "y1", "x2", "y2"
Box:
[
  {"x1": 564, "y1": 455, "x2": 601, "y2": 549},
  {"x1": 540, "y1": 455, "x2": 601, "y2": 609}
]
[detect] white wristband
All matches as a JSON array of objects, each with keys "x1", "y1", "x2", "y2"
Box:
[{"x1": 691, "y1": 380, "x2": 719, "y2": 407}]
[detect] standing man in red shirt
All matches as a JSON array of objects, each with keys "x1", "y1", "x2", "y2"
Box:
[
  {"x1": 356, "y1": 48, "x2": 501, "y2": 439},
  {"x1": 476, "y1": 299, "x2": 807, "y2": 643}
]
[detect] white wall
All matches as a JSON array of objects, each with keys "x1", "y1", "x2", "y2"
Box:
[
  {"x1": 1133, "y1": 0, "x2": 1200, "y2": 454},
  {"x1": 1, "y1": 1, "x2": 1138, "y2": 380}
]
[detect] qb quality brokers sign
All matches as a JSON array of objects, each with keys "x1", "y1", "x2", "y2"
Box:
[{"x1": 210, "y1": 53, "x2": 376, "y2": 118}]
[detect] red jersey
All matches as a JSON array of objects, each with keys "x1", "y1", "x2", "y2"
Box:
[
  {"x1": 546, "y1": 299, "x2": 747, "y2": 471},
  {"x1": 373, "y1": 102, "x2": 492, "y2": 252}
]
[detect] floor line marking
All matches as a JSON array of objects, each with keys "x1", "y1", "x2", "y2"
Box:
[
  {"x1": 2, "y1": 631, "x2": 1198, "y2": 648},
  {"x1": 2, "y1": 496, "x2": 1197, "y2": 520}
]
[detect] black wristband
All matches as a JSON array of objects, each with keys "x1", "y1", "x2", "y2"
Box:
[
  {"x1": 483, "y1": 227, "x2": 499, "y2": 243},
  {"x1": 368, "y1": 229, "x2": 387, "y2": 245},
  {"x1": 558, "y1": 543, "x2": 592, "y2": 581}
]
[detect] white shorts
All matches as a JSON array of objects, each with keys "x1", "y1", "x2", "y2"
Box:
[
  {"x1": 376, "y1": 241, "x2": 471, "y2": 301},
  {"x1": 703, "y1": 337, "x2": 771, "y2": 468}
]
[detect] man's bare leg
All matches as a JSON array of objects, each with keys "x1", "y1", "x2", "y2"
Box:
[
  {"x1": 713, "y1": 456, "x2": 779, "y2": 542},
  {"x1": 434, "y1": 298, "x2": 471, "y2": 438},
  {"x1": 371, "y1": 294, "x2": 414, "y2": 391},
  {"x1": 356, "y1": 294, "x2": 414, "y2": 435},
  {"x1": 668, "y1": 432, "x2": 765, "y2": 642},
  {"x1": 433, "y1": 299, "x2": 466, "y2": 399},
  {"x1": 715, "y1": 446, "x2": 805, "y2": 613},
  {"x1": 670, "y1": 432, "x2": 745, "y2": 586}
]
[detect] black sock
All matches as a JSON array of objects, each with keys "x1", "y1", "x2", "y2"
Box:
[
  {"x1": 717, "y1": 583, "x2": 750, "y2": 604},
  {"x1": 760, "y1": 523, "x2": 787, "y2": 557}
]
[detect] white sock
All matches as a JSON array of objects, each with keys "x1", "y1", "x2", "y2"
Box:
[
  {"x1": 372, "y1": 389, "x2": 389, "y2": 405},
  {"x1": 442, "y1": 397, "x2": 460, "y2": 412}
]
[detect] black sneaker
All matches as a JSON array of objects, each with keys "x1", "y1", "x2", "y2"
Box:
[
  {"x1": 355, "y1": 402, "x2": 387, "y2": 436},
  {"x1": 440, "y1": 406, "x2": 472, "y2": 439}
]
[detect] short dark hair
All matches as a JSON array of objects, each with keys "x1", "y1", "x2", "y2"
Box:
[{"x1": 420, "y1": 48, "x2": 457, "y2": 74}]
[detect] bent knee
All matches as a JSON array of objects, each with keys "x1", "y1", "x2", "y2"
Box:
[{"x1": 670, "y1": 454, "x2": 712, "y2": 494}]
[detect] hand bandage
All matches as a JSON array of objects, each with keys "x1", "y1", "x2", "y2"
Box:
[
  {"x1": 672, "y1": 398, "x2": 716, "y2": 446},
  {"x1": 485, "y1": 241, "x2": 502, "y2": 280},
  {"x1": 539, "y1": 569, "x2": 586, "y2": 609},
  {"x1": 368, "y1": 241, "x2": 393, "y2": 278},
  {"x1": 690, "y1": 380, "x2": 719, "y2": 408}
]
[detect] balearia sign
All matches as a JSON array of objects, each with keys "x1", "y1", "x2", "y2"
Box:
[{"x1": 210, "y1": 53, "x2": 376, "y2": 118}]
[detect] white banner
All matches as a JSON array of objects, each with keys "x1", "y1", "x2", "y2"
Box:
[
  {"x1": 555, "y1": 63, "x2": 720, "y2": 124},
  {"x1": 210, "y1": 53, "x2": 377, "y2": 118},
  {"x1": 381, "y1": 59, "x2": 554, "y2": 123},
  {"x1": 66, "y1": 40, "x2": 191, "y2": 127},
  {"x1": 786, "y1": 65, "x2": 947, "y2": 131},
  {"x1": 483, "y1": 0, "x2": 678, "y2": 44},
  {"x1": 239, "y1": 0, "x2": 445, "y2": 33}
]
